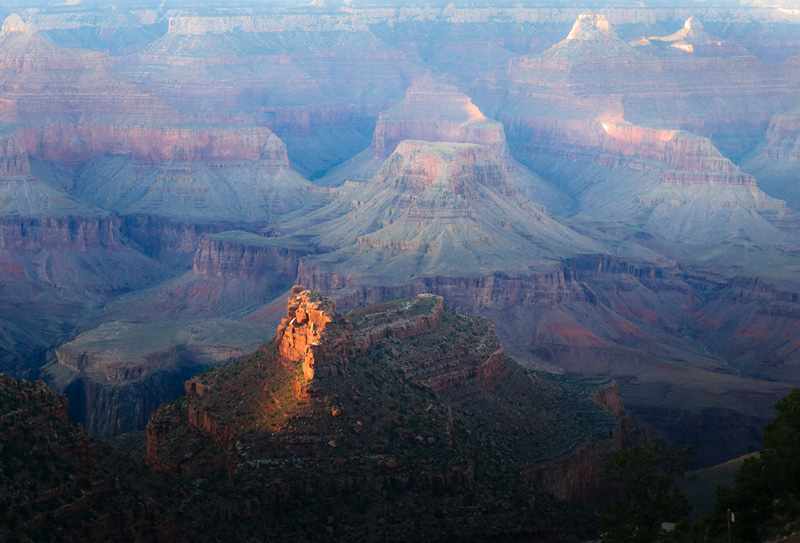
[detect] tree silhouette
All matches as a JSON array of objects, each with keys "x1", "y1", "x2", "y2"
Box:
[
  {"x1": 716, "y1": 387, "x2": 800, "y2": 541},
  {"x1": 598, "y1": 438, "x2": 692, "y2": 543}
]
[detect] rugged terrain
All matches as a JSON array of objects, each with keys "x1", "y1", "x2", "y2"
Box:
[
  {"x1": 146, "y1": 287, "x2": 636, "y2": 540},
  {"x1": 0, "y1": 375, "x2": 173, "y2": 542},
  {"x1": 1, "y1": 290, "x2": 643, "y2": 542},
  {"x1": 3, "y1": 2, "x2": 800, "y2": 477}
]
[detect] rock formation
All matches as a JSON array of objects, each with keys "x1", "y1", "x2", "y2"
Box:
[
  {"x1": 0, "y1": 131, "x2": 168, "y2": 377},
  {"x1": 145, "y1": 291, "x2": 635, "y2": 539},
  {"x1": 318, "y1": 77, "x2": 573, "y2": 212},
  {"x1": 743, "y1": 105, "x2": 800, "y2": 210},
  {"x1": 496, "y1": 13, "x2": 792, "y2": 244},
  {"x1": 276, "y1": 286, "x2": 352, "y2": 381},
  {"x1": 637, "y1": 17, "x2": 751, "y2": 57},
  {"x1": 296, "y1": 140, "x2": 600, "y2": 290},
  {"x1": 5, "y1": 2, "x2": 800, "y2": 497},
  {"x1": 113, "y1": 19, "x2": 425, "y2": 177},
  {"x1": 371, "y1": 76, "x2": 510, "y2": 161},
  {"x1": 0, "y1": 16, "x2": 314, "y2": 228},
  {"x1": 192, "y1": 231, "x2": 312, "y2": 282}
]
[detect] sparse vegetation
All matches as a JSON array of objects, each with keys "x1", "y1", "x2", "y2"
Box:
[{"x1": 598, "y1": 439, "x2": 692, "y2": 543}]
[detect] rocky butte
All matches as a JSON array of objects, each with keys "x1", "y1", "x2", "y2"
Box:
[
  {"x1": 371, "y1": 76, "x2": 510, "y2": 162},
  {"x1": 295, "y1": 139, "x2": 600, "y2": 294},
  {"x1": 636, "y1": 16, "x2": 751, "y2": 57},
  {"x1": 320, "y1": 76, "x2": 571, "y2": 212},
  {"x1": 498, "y1": 12, "x2": 790, "y2": 245},
  {"x1": 144, "y1": 288, "x2": 638, "y2": 540}
]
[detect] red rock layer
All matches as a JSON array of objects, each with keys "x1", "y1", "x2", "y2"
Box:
[
  {"x1": 297, "y1": 260, "x2": 588, "y2": 313},
  {"x1": 0, "y1": 27, "x2": 180, "y2": 125},
  {"x1": 15, "y1": 124, "x2": 289, "y2": 166},
  {"x1": 275, "y1": 286, "x2": 353, "y2": 381},
  {"x1": 508, "y1": 116, "x2": 756, "y2": 186},
  {"x1": 376, "y1": 140, "x2": 510, "y2": 195},
  {"x1": 192, "y1": 236, "x2": 310, "y2": 281},
  {"x1": 0, "y1": 215, "x2": 121, "y2": 251},
  {"x1": 371, "y1": 79, "x2": 510, "y2": 161}
]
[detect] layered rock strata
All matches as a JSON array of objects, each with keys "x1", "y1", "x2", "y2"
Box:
[
  {"x1": 295, "y1": 140, "x2": 600, "y2": 291},
  {"x1": 500, "y1": 10, "x2": 800, "y2": 159},
  {"x1": 758, "y1": 107, "x2": 800, "y2": 161},
  {"x1": 371, "y1": 77, "x2": 510, "y2": 161},
  {"x1": 0, "y1": 17, "x2": 309, "y2": 228},
  {"x1": 193, "y1": 232, "x2": 312, "y2": 282},
  {"x1": 638, "y1": 17, "x2": 751, "y2": 57},
  {"x1": 16, "y1": 125, "x2": 289, "y2": 166},
  {"x1": 161, "y1": 8, "x2": 800, "y2": 34}
]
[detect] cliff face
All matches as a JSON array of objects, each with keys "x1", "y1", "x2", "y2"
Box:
[
  {"x1": 121, "y1": 215, "x2": 230, "y2": 259},
  {"x1": 16, "y1": 124, "x2": 289, "y2": 166},
  {"x1": 43, "y1": 319, "x2": 265, "y2": 438},
  {"x1": 504, "y1": 113, "x2": 759, "y2": 187},
  {"x1": 276, "y1": 286, "x2": 352, "y2": 381},
  {"x1": 0, "y1": 133, "x2": 30, "y2": 175},
  {"x1": 376, "y1": 140, "x2": 509, "y2": 195},
  {"x1": 759, "y1": 108, "x2": 800, "y2": 160},
  {"x1": 524, "y1": 380, "x2": 643, "y2": 505},
  {"x1": 691, "y1": 275, "x2": 800, "y2": 384},
  {"x1": 297, "y1": 259, "x2": 591, "y2": 315},
  {"x1": 193, "y1": 234, "x2": 310, "y2": 281},
  {"x1": 0, "y1": 215, "x2": 122, "y2": 251}
]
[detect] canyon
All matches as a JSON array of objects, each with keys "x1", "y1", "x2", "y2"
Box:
[
  {"x1": 2, "y1": 291, "x2": 639, "y2": 541},
  {"x1": 4, "y1": 6, "x2": 800, "y2": 537}
]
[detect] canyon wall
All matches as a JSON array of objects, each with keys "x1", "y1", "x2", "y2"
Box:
[
  {"x1": 759, "y1": 108, "x2": 800, "y2": 160},
  {"x1": 15, "y1": 124, "x2": 289, "y2": 166},
  {"x1": 0, "y1": 215, "x2": 121, "y2": 251},
  {"x1": 193, "y1": 235, "x2": 310, "y2": 281},
  {"x1": 46, "y1": 345, "x2": 245, "y2": 438},
  {"x1": 164, "y1": 8, "x2": 800, "y2": 36},
  {"x1": 525, "y1": 383, "x2": 642, "y2": 506},
  {"x1": 504, "y1": 115, "x2": 758, "y2": 186}
]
